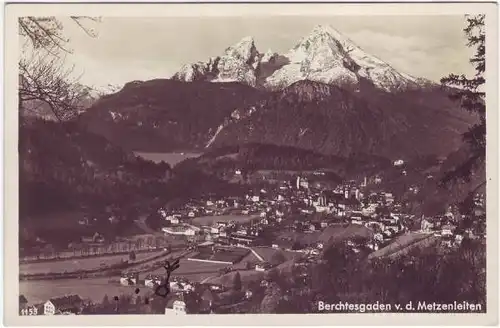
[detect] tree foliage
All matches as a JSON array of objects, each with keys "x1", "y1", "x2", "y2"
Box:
[
  {"x1": 270, "y1": 251, "x2": 286, "y2": 266},
  {"x1": 129, "y1": 251, "x2": 136, "y2": 261},
  {"x1": 258, "y1": 240, "x2": 485, "y2": 314},
  {"x1": 233, "y1": 272, "x2": 242, "y2": 291},
  {"x1": 260, "y1": 282, "x2": 282, "y2": 313},
  {"x1": 441, "y1": 14, "x2": 486, "y2": 184}
]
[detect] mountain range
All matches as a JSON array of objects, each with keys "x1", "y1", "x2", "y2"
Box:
[
  {"x1": 77, "y1": 25, "x2": 475, "y2": 161},
  {"x1": 20, "y1": 24, "x2": 484, "y2": 236},
  {"x1": 172, "y1": 25, "x2": 433, "y2": 91}
]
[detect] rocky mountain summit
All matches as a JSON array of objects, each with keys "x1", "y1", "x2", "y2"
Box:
[
  {"x1": 172, "y1": 25, "x2": 432, "y2": 91},
  {"x1": 80, "y1": 24, "x2": 471, "y2": 160},
  {"x1": 173, "y1": 36, "x2": 262, "y2": 87}
]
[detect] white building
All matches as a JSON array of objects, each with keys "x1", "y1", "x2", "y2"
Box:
[
  {"x1": 374, "y1": 233, "x2": 384, "y2": 242},
  {"x1": 162, "y1": 225, "x2": 200, "y2": 236},
  {"x1": 165, "y1": 300, "x2": 187, "y2": 315},
  {"x1": 255, "y1": 263, "x2": 271, "y2": 271},
  {"x1": 43, "y1": 295, "x2": 82, "y2": 315},
  {"x1": 441, "y1": 225, "x2": 454, "y2": 237},
  {"x1": 145, "y1": 277, "x2": 162, "y2": 288},
  {"x1": 393, "y1": 159, "x2": 405, "y2": 167},
  {"x1": 314, "y1": 205, "x2": 329, "y2": 213},
  {"x1": 169, "y1": 281, "x2": 194, "y2": 293},
  {"x1": 43, "y1": 301, "x2": 56, "y2": 315},
  {"x1": 420, "y1": 218, "x2": 433, "y2": 232},
  {"x1": 300, "y1": 180, "x2": 309, "y2": 189}
]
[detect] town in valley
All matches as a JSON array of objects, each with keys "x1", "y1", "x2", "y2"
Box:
[{"x1": 17, "y1": 13, "x2": 488, "y2": 316}]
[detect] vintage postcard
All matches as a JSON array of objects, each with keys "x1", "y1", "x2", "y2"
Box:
[{"x1": 3, "y1": 1, "x2": 499, "y2": 326}]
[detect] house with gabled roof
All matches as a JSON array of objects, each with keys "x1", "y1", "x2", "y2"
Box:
[{"x1": 44, "y1": 295, "x2": 83, "y2": 315}]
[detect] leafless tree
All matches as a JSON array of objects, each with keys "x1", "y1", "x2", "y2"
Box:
[{"x1": 18, "y1": 16, "x2": 100, "y2": 120}]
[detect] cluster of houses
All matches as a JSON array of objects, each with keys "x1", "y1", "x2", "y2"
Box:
[
  {"x1": 155, "y1": 168, "x2": 485, "y2": 258},
  {"x1": 115, "y1": 273, "x2": 257, "y2": 315},
  {"x1": 152, "y1": 172, "x2": 414, "y2": 253},
  {"x1": 19, "y1": 294, "x2": 84, "y2": 316},
  {"x1": 119, "y1": 271, "x2": 195, "y2": 294},
  {"x1": 419, "y1": 197, "x2": 486, "y2": 249},
  {"x1": 163, "y1": 282, "x2": 255, "y2": 315}
]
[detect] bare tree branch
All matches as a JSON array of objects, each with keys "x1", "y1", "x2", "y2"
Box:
[{"x1": 18, "y1": 16, "x2": 100, "y2": 120}]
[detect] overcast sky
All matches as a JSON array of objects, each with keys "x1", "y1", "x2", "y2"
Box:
[{"x1": 56, "y1": 15, "x2": 474, "y2": 90}]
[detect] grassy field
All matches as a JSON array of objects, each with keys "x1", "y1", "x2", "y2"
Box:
[
  {"x1": 20, "y1": 250, "x2": 164, "y2": 275},
  {"x1": 204, "y1": 270, "x2": 266, "y2": 287},
  {"x1": 145, "y1": 257, "x2": 228, "y2": 283},
  {"x1": 191, "y1": 215, "x2": 258, "y2": 226},
  {"x1": 204, "y1": 254, "x2": 302, "y2": 287},
  {"x1": 231, "y1": 252, "x2": 262, "y2": 270},
  {"x1": 252, "y1": 247, "x2": 301, "y2": 263}
]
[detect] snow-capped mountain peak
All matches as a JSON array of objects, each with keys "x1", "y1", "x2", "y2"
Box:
[
  {"x1": 173, "y1": 36, "x2": 261, "y2": 86},
  {"x1": 261, "y1": 49, "x2": 278, "y2": 63},
  {"x1": 264, "y1": 24, "x2": 421, "y2": 91},
  {"x1": 226, "y1": 36, "x2": 254, "y2": 51},
  {"x1": 286, "y1": 25, "x2": 346, "y2": 63},
  {"x1": 173, "y1": 24, "x2": 428, "y2": 91},
  {"x1": 223, "y1": 36, "x2": 258, "y2": 62}
]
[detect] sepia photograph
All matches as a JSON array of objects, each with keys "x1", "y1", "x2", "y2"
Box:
[{"x1": 3, "y1": 2, "x2": 499, "y2": 326}]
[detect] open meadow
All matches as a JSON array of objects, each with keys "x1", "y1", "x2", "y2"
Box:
[
  {"x1": 252, "y1": 247, "x2": 301, "y2": 263},
  {"x1": 204, "y1": 269, "x2": 265, "y2": 287},
  {"x1": 145, "y1": 257, "x2": 228, "y2": 282}
]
